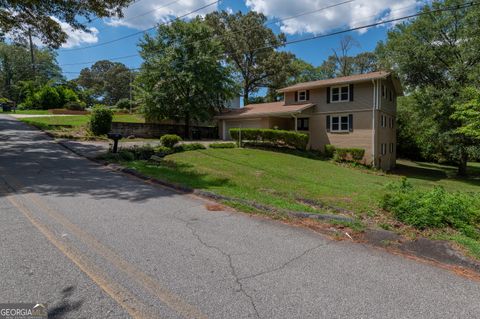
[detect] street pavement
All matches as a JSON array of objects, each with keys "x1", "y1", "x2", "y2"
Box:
[{"x1": 0, "y1": 114, "x2": 479, "y2": 319}]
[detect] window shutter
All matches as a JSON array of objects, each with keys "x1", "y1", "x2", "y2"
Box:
[
  {"x1": 326, "y1": 87, "x2": 331, "y2": 104},
  {"x1": 349, "y1": 84, "x2": 354, "y2": 102},
  {"x1": 326, "y1": 115, "x2": 331, "y2": 132},
  {"x1": 306, "y1": 90, "x2": 310, "y2": 101},
  {"x1": 349, "y1": 114, "x2": 353, "y2": 132},
  {"x1": 294, "y1": 91, "x2": 298, "y2": 102}
]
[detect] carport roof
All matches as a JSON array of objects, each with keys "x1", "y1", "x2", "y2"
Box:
[{"x1": 216, "y1": 102, "x2": 315, "y2": 119}]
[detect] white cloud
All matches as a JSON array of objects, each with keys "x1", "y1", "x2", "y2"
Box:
[
  {"x1": 105, "y1": 0, "x2": 219, "y2": 30},
  {"x1": 51, "y1": 17, "x2": 99, "y2": 48},
  {"x1": 245, "y1": 0, "x2": 421, "y2": 35}
]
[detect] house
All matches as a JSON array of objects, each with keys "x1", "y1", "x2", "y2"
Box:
[{"x1": 216, "y1": 71, "x2": 403, "y2": 171}]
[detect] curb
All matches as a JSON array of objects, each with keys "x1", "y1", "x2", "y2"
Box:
[{"x1": 56, "y1": 139, "x2": 480, "y2": 276}]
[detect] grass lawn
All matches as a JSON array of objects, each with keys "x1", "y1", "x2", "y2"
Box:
[
  {"x1": 3, "y1": 110, "x2": 50, "y2": 115},
  {"x1": 19, "y1": 114, "x2": 144, "y2": 127},
  {"x1": 125, "y1": 148, "x2": 480, "y2": 259}
]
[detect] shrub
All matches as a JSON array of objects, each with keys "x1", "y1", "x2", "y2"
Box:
[
  {"x1": 65, "y1": 101, "x2": 86, "y2": 111},
  {"x1": 126, "y1": 145, "x2": 155, "y2": 160},
  {"x1": 174, "y1": 143, "x2": 206, "y2": 152},
  {"x1": 324, "y1": 144, "x2": 336, "y2": 158},
  {"x1": 116, "y1": 98, "x2": 132, "y2": 110},
  {"x1": 209, "y1": 142, "x2": 237, "y2": 149},
  {"x1": 154, "y1": 146, "x2": 174, "y2": 158},
  {"x1": 34, "y1": 86, "x2": 61, "y2": 109},
  {"x1": 118, "y1": 150, "x2": 135, "y2": 162},
  {"x1": 160, "y1": 134, "x2": 182, "y2": 148},
  {"x1": 90, "y1": 105, "x2": 113, "y2": 135},
  {"x1": 57, "y1": 87, "x2": 79, "y2": 106},
  {"x1": 229, "y1": 128, "x2": 309, "y2": 150},
  {"x1": 332, "y1": 147, "x2": 365, "y2": 163},
  {"x1": 381, "y1": 178, "x2": 480, "y2": 238}
]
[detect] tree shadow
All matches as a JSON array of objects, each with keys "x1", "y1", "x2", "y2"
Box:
[
  {"x1": 0, "y1": 116, "x2": 227, "y2": 202},
  {"x1": 48, "y1": 286, "x2": 84, "y2": 319}
]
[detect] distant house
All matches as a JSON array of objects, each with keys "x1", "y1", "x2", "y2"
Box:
[{"x1": 216, "y1": 71, "x2": 403, "y2": 170}]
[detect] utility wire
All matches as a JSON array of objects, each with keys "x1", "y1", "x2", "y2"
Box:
[
  {"x1": 60, "y1": 0, "x2": 357, "y2": 66},
  {"x1": 60, "y1": 1, "x2": 478, "y2": 75},
  {"x1": 60, "y1": 0, "x2": 220, "y2": 52}
]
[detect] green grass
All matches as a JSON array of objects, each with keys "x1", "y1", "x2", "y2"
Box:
[
  {"x1": 127, "y1": 149, "x2": 480, "y2": 215},
  {"x1": 19, "y1": 114, "x2": 145, "y2": 129},
  {"x1": 124, "y1": 148, "x2": 480, "y2": 258},
  {"x1": 7, "y1": 110, "x2": 50, "y2": 115}
]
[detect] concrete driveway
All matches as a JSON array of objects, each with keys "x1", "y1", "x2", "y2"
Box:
[{"x1": 0, "y1": 115, "x2": 479, "y2": 319}]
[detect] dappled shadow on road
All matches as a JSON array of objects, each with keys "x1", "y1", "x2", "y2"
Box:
[
  {"x1": 48, "y1": 286, "x2": 84, "y2": 319},
  {"x1": 0, "y1": 116, "x2": 199, "y2": 202}
]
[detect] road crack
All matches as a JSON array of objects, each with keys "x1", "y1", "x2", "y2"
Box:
[{"x1": 176, "y1": 216, "x2": 261, "y2": 318}]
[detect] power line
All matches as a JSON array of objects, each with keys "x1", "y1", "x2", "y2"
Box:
[
  {"x1": 95, "y1": 0, "x2": 181, "y2": 32},
  {"x1": 60, "y1": 1, "x2": 477, "y2": 76},
  {"x1": 60, "y1": 0, "x2": 220, "y2": 52},
  {"x1": 59, "y1": 0, "x2": 357, "y2": 66}
]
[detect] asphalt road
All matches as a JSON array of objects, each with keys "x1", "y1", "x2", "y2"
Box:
[{"x1": 0, "y1": 114, "x2": 479, "y2": 319}]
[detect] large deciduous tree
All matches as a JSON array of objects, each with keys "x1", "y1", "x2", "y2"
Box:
[
  {"x1": 205, "y1": 11, "x2": 295, "y2": 104},
  {"x1": 0, "y1": 0, "x2": 133, "y2": 48},
  {"x1": 76, "y1": 60, "x2": 133, "y2": 106},
  {"x1": 135, "y1": 18, "x2": 236, "y2": 138},
  {"x1": 377, "y1": 0, "x2": 480, "y2": 175},
  {"x1": 0, "y1": 42, "x2": 62, "y2": 102}
]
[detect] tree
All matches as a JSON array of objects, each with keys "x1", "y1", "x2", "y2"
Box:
[
  {"x1": 0, "y1": 42, "x2": 62, "y2": 103},
  {"x1": 452, "y1": 87, "x2": 480, "y2": 140},
  {"x1": 135, "y1": 18, "x2": 236, "y2": 138},
  {"x1": 206, "y1": 11, "x2": 295, "y2": 104},
  {"x1": 76, "y1": 60, "x2": 133, "y2": 106},
  {"x1": 377, "y1": 0, "x2": 480, "y2": 175},
  {"x1": 332, "y1": 36, "x2": 359, "y2": 77},
  {"x1": 0, "y1": 0, "x2": 133, "y2": 48}
]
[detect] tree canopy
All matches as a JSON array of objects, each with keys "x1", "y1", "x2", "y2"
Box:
[
  {"x1": 135, "y1": 18, "x2": 236, "y2": 137},
  {"x1": 0, "y1": 0, "x2": 133, "y2": 48},
  {"x1": 76, "y1": 60, "x2": 134, "y2": 106},
  {"x1": 377, "y1": 0, "x2": 480, "y2": 175}
]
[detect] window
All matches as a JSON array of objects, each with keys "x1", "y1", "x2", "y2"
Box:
[
  {"x1": 298, "y1": 90, "x2": 307, "y2": 101},
  {"x1": 389, "y1": 90, "x2": 393, "y2": 102},
  {"x1": 382, "y1": 85, "x2": 386, "y2": 98},
  {"x1": 297, "y1": 118, "x2": 309, "y2": 131},
  {"x1": 390, "y1": 143, "x2": 394, "y2": 153},
  {"x1": 381, "y1": 143, "x2": 387, "y2": 155},
  {"x1": 389, "y1": 117, "x2": 394, "y2": 128},
  {"x1": 381, "y1": 115, "x2": 387, "y2": 128},
  {"x1": 331, "y1": 85, "x2": 350, "y2": 102},
  {"x1": 330, "y1": 115, "x2": 350, "y2": 132}
]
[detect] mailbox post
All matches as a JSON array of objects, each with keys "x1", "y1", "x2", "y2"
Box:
[{"x1": 107, "y1": 133, "x2": 123, "y2": 153}]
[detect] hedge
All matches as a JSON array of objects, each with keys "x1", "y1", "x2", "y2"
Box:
[
  {"x1": 209, "y1": 142, "x2": 237, "y2": 149},
  {"x1": 332, "y1": 147, "x2": 365, "y2": 163},
  {"x1": 229, "y1": 128, "x2": 309, "y2": 150}
]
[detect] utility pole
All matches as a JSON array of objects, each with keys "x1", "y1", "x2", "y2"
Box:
[
  {"x1": 129, "y1": 70, "x2": 133, "y2": 114},
  {"x1": 28, "y1": 29, "x2": 36, "y2": 77}
]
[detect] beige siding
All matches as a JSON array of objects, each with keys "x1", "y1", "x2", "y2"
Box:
[{"x1": 307, "y1": 110, "x2": 374, "y2": 165}]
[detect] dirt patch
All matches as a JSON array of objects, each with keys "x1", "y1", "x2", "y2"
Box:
[{"x1": 205, "y1": 203, "x2": 227, "y2": 211}]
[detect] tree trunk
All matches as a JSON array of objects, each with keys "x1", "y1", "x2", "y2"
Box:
[
  {"x1": 457, "y1": 149, "x2": 468, "y2": 176},
  {"x1": 184, "y1": 111, "x2": 191, "y2": 140},
  {"x1": 244, "y1": 84, "x2": 249, "y2": 106}
]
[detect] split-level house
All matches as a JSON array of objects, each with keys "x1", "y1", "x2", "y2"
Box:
[{"x1": 217, "y1": 71, "x2": 403, "y2": 171}]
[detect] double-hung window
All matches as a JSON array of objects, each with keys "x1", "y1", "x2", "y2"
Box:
[
  {"x1": 298, "y1": 90, "x2": 307, "y2": 101},
  {"x1": 297, "y1": 118, "x2": 309, "y2": 131},
  {"x1": 331, "y1": 85, "x2": 349, "y2": 102},
  {"x1": 390, "y1": 143, "x2": 394, "y2": 153},
  {"x1": 381, "y1": 143, "x2": 387, "y2": 155},
  {"x1": 330, "y1": 115, "x2": 350, "y2": 132}
]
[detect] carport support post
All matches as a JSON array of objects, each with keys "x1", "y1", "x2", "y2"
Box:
[{"x1": 238, "y1": 125, "x2": 242, "y2": 148}]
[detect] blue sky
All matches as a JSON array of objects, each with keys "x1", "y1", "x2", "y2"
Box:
[{"x1": 56, "y1": 0, "x2": 422, "y2": 79}]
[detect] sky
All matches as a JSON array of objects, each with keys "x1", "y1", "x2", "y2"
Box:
[{"x1": 55, "y1": 0, "x2": 425, "y2": 79}]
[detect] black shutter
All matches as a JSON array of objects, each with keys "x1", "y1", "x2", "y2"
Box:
[
  {"x1": 326, "y1": 87, "x2": 331, "y2": 104},
  {"x1": 349, "y1": 114, "x2": 353, "y2": 132},
  {"x1": 306, "y1": 90, "x2": 310, "y2": 101},
  {"x1": 326, "y1": 115, "x2": 331, "y2": 132},
  {"x1": 294, "y1": 91, "x2": 298, "y2": 102},
  {"x1": 349, "y1": 84, "x2": 354, "y2": 102}
]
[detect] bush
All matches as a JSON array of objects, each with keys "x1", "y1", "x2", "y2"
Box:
[
  {"x1": 125, "y1": 145, "x2": 155, "y2": 160},
  {"x1": 160, "y1": 134, "x2": 182, "y2": 148},
  {"x1": 34, "y1": 86, "x2": 61, "y2": 109},
  {"x1": 118, "y1": 150, "x2": 135, "y2": 161},
  {"x1": 116, "y1": 98, "x2": 132, "y2": 110},
  {"x1": 65, "y1": 101, "x2": 86, "y2": 111},
  {"x1": 209, "y1": 142, "x2": 237, "y2": 149},
  {"x1": 324, "y1": 144, "x2": 336, "y2": 158},
  {"x1": 90, "y1": 105, "x2": 113, "y2": 136},
  {"x1": 229, "y1": 128, "x2": 309, "y2": 150},
  {"x1": 154, "y1": 146, "x2": 174, "y2": 158},
  {"x1": 332, "y1": 147, "x2": 365, "y2": 163},
  {"x1": 57, "y1": 87, "x2": 79, "y2": 106},
  {"x1": 174, "y1": 143, "x2": 206, "y2": 152},
  {"x1": 381, "y1": 178, "x2": 480, "y2": 238}
]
